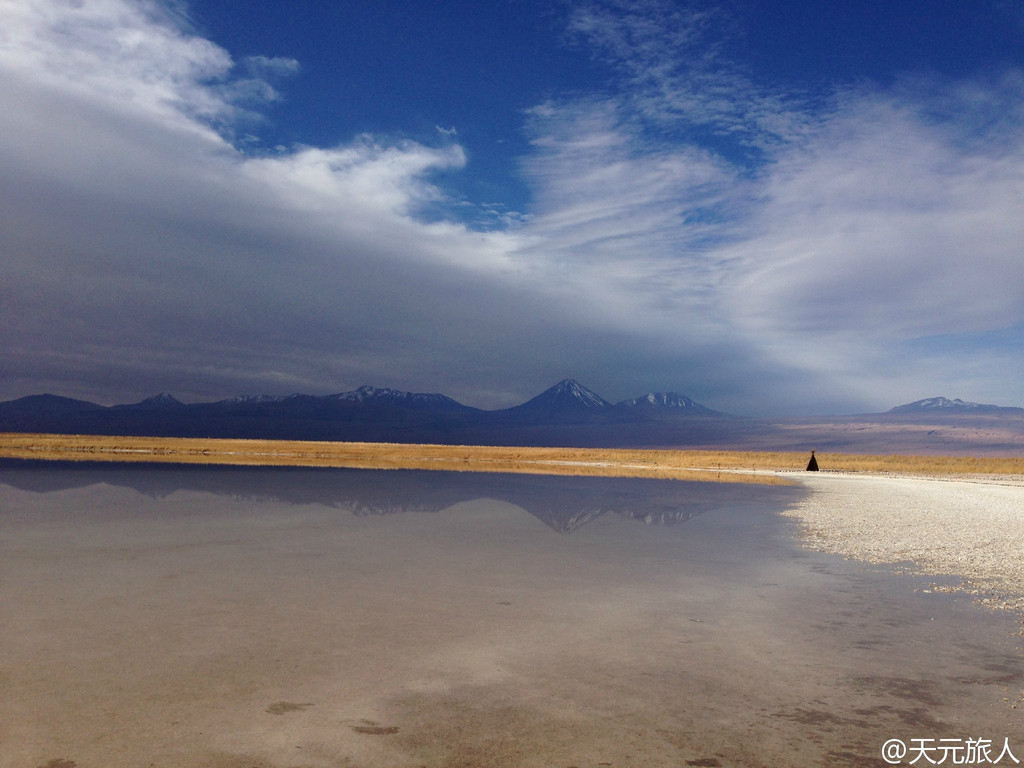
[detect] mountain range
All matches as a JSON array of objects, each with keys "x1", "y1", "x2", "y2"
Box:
[{"x1": 2, "y1": 379, "x2": 1023, "y2": 455}]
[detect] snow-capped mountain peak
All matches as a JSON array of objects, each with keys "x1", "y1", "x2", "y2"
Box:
[
  {"x1": 614, "y1": 391, "x2": 722, "y2": 416},
  {"x1": 499, "y1": 379, "x2": 612, "y2": 422},
  {"x1": 216, "y1": 394, "x2": 296, "y2": 405},
  {"x1": 618, "y1": 392, "x2": 699, "y2": 408},
  {"x1": 888, "y1": 396, "x2": 986, "y2": 412},
  {"x1": 331, "y1": 385, "x2": 402, "y2": 402},
  {"x1": 122, "y1": 392, "x2": 185, "y2": 409},
  {"x1": 534, "y1": 379, "x2": 611, "y2": 409},
  {"x1": 328, "y1": 385, "x2": 467, "y2": 409}
]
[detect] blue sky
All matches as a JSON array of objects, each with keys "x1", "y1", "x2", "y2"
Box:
[{"x1": 2, "y1": 0, "x2": 1023, "y2": 415}]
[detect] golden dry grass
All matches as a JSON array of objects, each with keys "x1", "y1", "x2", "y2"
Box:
[{"x1": 3, "y1": 432, "x2": 1023, "y2": 484}]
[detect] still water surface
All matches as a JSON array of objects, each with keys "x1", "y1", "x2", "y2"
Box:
[{"x1": 1, "y1": 462, "x2": 1022, "y2": 768}]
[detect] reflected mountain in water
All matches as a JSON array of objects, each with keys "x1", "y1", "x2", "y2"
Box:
[{"x1": 0, "y1": 460, "x2": 804, "y2": 533}]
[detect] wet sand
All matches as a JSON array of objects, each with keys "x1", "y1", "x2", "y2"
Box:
[{"x1": 1, "y1": 465, "x2": 1023, "y2": 768}]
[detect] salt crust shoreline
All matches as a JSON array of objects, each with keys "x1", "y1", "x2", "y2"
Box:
[{"x1": 781, "y1": 471, "x2": 1024, "y2": 619}]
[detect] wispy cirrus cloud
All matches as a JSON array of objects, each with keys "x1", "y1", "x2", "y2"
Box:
[
  {"x1": 717, "y1": 78, "x2": 1024, "y2": 405},
  {"x1": 509, "y1": 0, "x2": 1024, "y2": 411},
  {"x1": 728, "y1": 82, "x2": 1024, "y2": 340},
  {"x1": 519, "y1": 99, "x2": 746, "y2": 334},
  {"x1": 563, "y1": 0, "x2": 815, "y2": 155}
]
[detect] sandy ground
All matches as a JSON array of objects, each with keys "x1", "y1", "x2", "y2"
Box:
[{"x1": 782, "y1": 471, "x2": 1024, "y2": 617}]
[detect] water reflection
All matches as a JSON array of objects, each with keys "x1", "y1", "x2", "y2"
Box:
[
  {"x1": 0, "y1": 459, "x2": 804, "y2": 532},
  {"x1": 4, "y1": 461, "x2": 1020, "y2": 768}
]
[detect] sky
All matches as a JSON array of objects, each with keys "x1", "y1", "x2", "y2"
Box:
[{"x1": 2, "y1": 0, "x2": 1023, "y2": 416}]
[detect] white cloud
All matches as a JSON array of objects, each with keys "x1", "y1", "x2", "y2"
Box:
[
  {"x1": 518, "y1": 99, "x2": 746, "y2": 334},
  {"x1": 724, "y1": 85, "x2": 1024, "y2": 363},
  {"x1": 510, "y1": 74, "x2": 1024, "y2": 409},
  {"x1": 243, "y1": 54, "x2": 300, "y2": 78},
  {"x1": 0, "y1": 0, "x2": 576, "y2": 407},
  {"x1": 0, "y1": 0, "x2": 237, "y2": 137},
  {"x1": 1, "y1": 0, "x2": 1022, "y2": 414},
  {"x1": 564, "y1": 0, "x2": 810, "y2": 152},
  {"x1": 512, "y1": 3, "x2": 1024, "y2": 411}
]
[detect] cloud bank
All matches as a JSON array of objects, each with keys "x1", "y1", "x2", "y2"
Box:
[{"x1": 2, "y1": 0, "x2": 1022, "y2": 415}]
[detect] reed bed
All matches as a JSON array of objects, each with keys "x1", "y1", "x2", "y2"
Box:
[{"x1": 3, "y1": 432, "x2": 1022, "y2": 483}]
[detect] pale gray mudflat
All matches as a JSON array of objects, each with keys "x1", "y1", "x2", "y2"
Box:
[{"x1": 1, "y1": 463, "x2": 1022, "y2": 768}]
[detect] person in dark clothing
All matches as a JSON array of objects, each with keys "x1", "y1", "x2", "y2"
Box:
[{"x1": 806, "y1": 450, "x2": 819, "y2": 471}]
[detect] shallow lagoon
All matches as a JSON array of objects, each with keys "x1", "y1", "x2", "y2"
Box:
[{"x1": 1, "y1": 462, "x2": 1022, "y2": 768}]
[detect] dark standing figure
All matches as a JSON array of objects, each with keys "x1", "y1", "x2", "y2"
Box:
[{"x1": 806, "y1": 450, "x2": 819, "y2": 471}]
